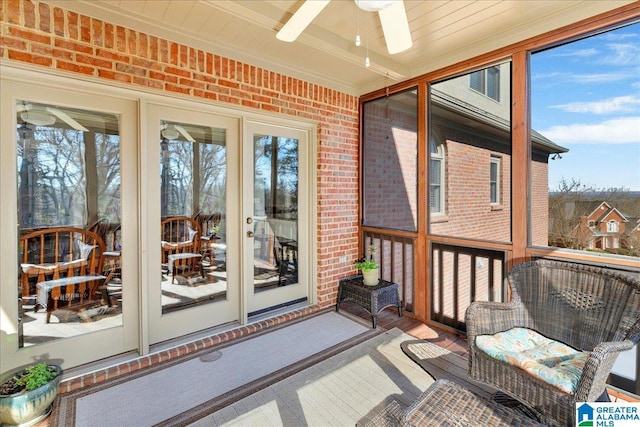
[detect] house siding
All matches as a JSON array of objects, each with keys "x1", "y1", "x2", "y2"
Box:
[{"x1": 0, "y1": 0, "x2": 360, "y2": 307}]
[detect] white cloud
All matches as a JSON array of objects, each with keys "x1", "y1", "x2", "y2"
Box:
[
  {"x1": 550, "y1": 96, "x2": 640, "y2": 114},
  {"x1": 553, "y1": 48, "x2": 598, "y2": 58},
  {"x1": 602, "y1": 42, "x2": 640, "y2": 66},
  {"x1": 540, "y1": 117, "x2": 640, "y2": 144},
  {"x1": 600, "y1": 32, "x2": 639, "y2": 42},
  {"x1": 571, "y1": 73, "x2": 632, "y2": 84}
]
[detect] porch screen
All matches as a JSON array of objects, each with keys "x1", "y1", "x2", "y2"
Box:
[{"x1": 362, "y1": 88, "x2": 418, "y2": 232}]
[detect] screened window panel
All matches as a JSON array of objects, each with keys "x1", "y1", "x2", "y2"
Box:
[
  {"x1": 362, "y1": 88, "x2": 418, "y2": 232},
  {"x1": 429, "y1": 62, "x2": 512, "y2": 242}
]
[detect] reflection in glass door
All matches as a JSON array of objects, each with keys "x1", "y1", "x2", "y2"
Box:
[
  {"x1": 16, "y1": 101, "x2": 124, "y2": 347},
  {"x1": 1, "y1": 79, "x2": 138, "y2": 371},
  {"x1": 246, "y1": 123, "x2": 309, "y2": 317},
  {"x1": 253, "y1": 135, "x2": 299, "y2": 292},
  {"x1": 159, "y1": 121, "x2": 228, "y2": 314},
  {"x1": 147, "y1": 104, "x2": 239, "y2": 345}
]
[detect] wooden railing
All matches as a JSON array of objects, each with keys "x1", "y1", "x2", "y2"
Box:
[
  {"x1": 362, "y1": 230, "x2": 416, "y2": 313},
  {"x1": 430, "y1": 242, "x2": 507, "y2": 334}
]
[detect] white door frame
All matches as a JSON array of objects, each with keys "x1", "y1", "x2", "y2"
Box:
[
  {"x1": 242, "y1": 119, "x2": 316, "y2": 318},
  {"x1": 0, "y1": 78, "x2": 140, "y2": 370},
  {"x1": 146, "y1": 103, "x2": 241, "y2": 344}
]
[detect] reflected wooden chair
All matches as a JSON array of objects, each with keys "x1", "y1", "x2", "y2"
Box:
[
  {"x1": 161, "y1": 216, "x2": 204, "y2": 283},
  {"x1": 20, "y1": 227, "x2": 107, "y2": 323},
  {"x1": 197, "y1": 211, "x2": 222, "y2": 266},
  {"x1": 89, "y1": 218, "x2": 122, "y2": 285}
]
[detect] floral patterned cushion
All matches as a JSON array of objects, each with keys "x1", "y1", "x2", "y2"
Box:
[{"x1": 476, "y1": 327, "x2": 589, "y2": 394}]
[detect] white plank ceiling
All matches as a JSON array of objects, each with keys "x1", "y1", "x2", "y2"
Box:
[{"x1": 46, "y1": 0, "x2": 635, "y2": 95}]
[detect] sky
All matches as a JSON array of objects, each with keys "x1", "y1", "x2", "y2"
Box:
[{"x1": 530, "y1": 22, "x2": 640, "y2": 192}]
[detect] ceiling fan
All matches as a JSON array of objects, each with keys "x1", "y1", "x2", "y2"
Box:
[
  {"x1": 18, "y1": 103, "x2": 89, "y2": 132},
  {"x1": 276, "y1": 0, "x2": 412, "y2": 55},
  {"x1": 161, "y1": 123, "x2": 196, "y2": 142}
]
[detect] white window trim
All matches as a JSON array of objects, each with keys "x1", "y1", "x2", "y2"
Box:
[
  {"x1": 470, "y1": 67, "x2": 500, "y2": 101},
  {"x1": 429, "y1": 137, "x2": 445, "y2": 216},
  {"x1": 490, "y1": 156, "x2": 501, "y2": 205}
]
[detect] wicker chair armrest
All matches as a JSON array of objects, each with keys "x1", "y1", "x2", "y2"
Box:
[
  {"x1": 575, "y1": 339, "x2": 636, "y2": 401},
  {"x1": 465, "y1": 300, "x2": 528, "y2": 341}
]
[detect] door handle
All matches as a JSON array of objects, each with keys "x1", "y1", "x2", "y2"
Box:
[
  {"x1": 247, "y1": 231, "x2": 254, "y2": 238},
  {"x1": 246, "y1": 217, "x2": 253, "y2": 224}
]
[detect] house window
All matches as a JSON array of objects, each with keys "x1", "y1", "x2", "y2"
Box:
[
  {"x1": 430, "y1": 136, "x2": 445, "y2": 215},
  {"x1": 607, "y1": 220, "x2": 618, "y2": 233},
  {"x1": 490, "y1": 156, "x2": 501, "y2": 205},
  {"x1": 470, "y1": 67, "x2": 500, "y2": 101}
]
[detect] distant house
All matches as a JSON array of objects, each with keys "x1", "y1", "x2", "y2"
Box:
[
  {"x1": 550, "y1": 199, "x2": 640, "y2": 252},
  {"x1": 576, "y1": 201, "x2": 628, "y2": 250}
]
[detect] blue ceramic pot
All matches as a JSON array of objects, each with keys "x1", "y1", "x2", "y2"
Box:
[{"x1": 0, "y1": 364, "x2": 62, "y2": 426}]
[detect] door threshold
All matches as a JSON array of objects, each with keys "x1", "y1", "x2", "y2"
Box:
[{"x1": 248, "y1": 298, "x2": 308, "y2": 322}]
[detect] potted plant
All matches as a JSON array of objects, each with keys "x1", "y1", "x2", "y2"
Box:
[
  {"x1": 356, "y1": 245, "x2": 379, "y2": 286},
  {"x1": 0, "y1": 362, "x2": 62, "y2": 426}
]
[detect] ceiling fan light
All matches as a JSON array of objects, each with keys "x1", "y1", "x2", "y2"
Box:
[
  {"x1": 356, "y1": 0, "x2": 396, "y2": 12},
  {"x1": 20, "y1": 110, "x2": 56, "y2": 126},
  {"x1": 161, "y1": 127, "x2": 180, "y2": 140}
]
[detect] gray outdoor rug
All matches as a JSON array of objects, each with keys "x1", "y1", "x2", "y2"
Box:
[
  {"x1": 189, "y1": 329, "x2": 437, "y2": 426},
  {"x1": 52, "y1": 311, "x2": 381, "y2": 427}
]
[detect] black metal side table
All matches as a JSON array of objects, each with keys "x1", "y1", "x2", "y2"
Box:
[{"x1": 336, "y1": 275, "x2": 402, "y2": 328}]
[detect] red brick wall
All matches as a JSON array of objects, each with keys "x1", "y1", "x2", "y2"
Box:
[
  {"x1": 431, "y1": 140, "x2": 512, "y2": 242},
  {"x1": 0, "y1": 0, "x2": 360, "y2": 307},
  {"x1": 530, "y1": 159, "x2": 549, "y2": 246}
]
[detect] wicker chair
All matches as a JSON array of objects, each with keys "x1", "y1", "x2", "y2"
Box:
[{"x1": 466, "y1": 259, "x2": 640, "y2": 426}]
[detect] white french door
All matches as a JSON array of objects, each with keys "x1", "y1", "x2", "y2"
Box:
[
  {"x1": 0, "y1": 79, "x2": 139, "y2": 370},
  {"x1": 147, "y1": 104, "x2": 240, "y2": 344},
  {"x1": 243, "y1": 121, "x2": 312, "y2": 316}
]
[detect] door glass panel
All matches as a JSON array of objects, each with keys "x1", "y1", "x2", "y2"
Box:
[
  {"x1": 253, "y1": 135, "x2": 298, "y2": 294},
  {"x1": 159, "y1": 121, "x2": 227, "y2": 314},
  {"x1": 16, "y1": 101, "x2": 122, "y2": 347}
]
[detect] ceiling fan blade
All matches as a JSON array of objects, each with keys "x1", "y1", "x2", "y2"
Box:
[
  {"x1": 378, "y1": 1, "x2": 412, "y2": 54},
  {"x1": 276, "y1": 0, "x2": 331, "y2": 42},
  {"x1": 47, "y1": 108, "x2": 89, "y2": 132},
  {"x1": 175, "y1": 125, "x2": 196, "y2": 143}
]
